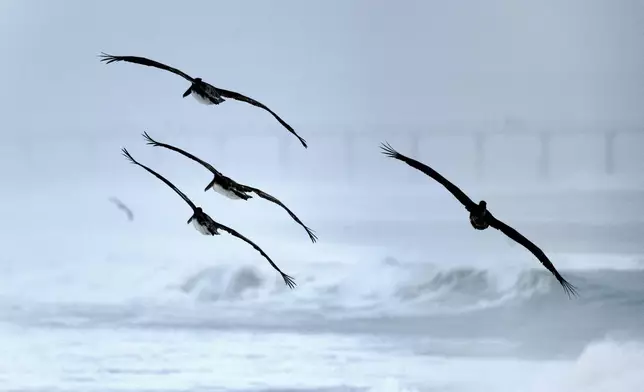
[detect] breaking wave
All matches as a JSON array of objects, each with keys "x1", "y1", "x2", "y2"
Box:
[
  {"x1": 176, "y1": 255, "x2": 644, "y2": 317},
  {"x1": 2, "y1": 252, "x2": 643, "y2": 359}
]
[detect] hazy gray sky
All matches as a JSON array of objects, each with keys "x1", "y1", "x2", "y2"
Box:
[
  {"x1": 0, "y1": 0, "x2": 642, "y2": 189},
  {"x1": 1, "y1": 0, "x2": 643, "y2": 134}
]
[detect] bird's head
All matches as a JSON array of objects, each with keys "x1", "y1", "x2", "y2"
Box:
[
  {"x1": 187, "y1": 207, "x2": 204, "y2": 224},
  {"x1": 478, "y1": 200, "x2": 487, "y2": 210},
  {"x1": 204, "y1": 177, "x2": 217, "y2": 192},
  {"x1": 183, "y1": 78, "x2": 203, "y2": 98}
]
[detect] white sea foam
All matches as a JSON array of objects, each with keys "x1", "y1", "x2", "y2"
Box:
[{"x1": 527, "y1": 339, "x2": 644, "y2": 392}]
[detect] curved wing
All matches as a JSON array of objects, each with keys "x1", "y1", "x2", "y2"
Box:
[
  {"x1": 109, "y1": 197, "x2": 134, "y2": 221},
  {"x1": 121, "y1": 148, "x2": 197, "y2": 211},
  {"x1": 216, "y1": 88, "x2": 307, "y2": 148},
  {"x1": 142, "y1": 132, "x2": 222, "y2": 176},
  {"x1": 380, "y1": 142, "x2": 477, "y2": 211},
  {"x1": 216, "y1": 222, "x2": 296, "y2": 289},
  {"x1": 99, "y1": 53, "x2": 194, "y2": 82},
  {"x1": 488, "y1": 215, "x2": 578, "y2": 298},
  {"x1": 240, "y1": 185, "x2": 317, "y2": 243}
]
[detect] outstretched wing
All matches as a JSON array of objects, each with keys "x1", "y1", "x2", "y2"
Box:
[
  {"x1": 216, "y1": 88, "x2": 307, "y2": 148},
  {"x1": 121, "y1": 148, "x2": 197, "y2": 211},
  {"x1": 142, "y1": 132, "x2": 223, "y2": 176},
  {"x1": 240, "y1": 185, "x2": 317, "y2": 243},
  {"x1": 99, "y1": 53, "x2": 194, "y2": 82},
  {"x1": 488, "y1": 215, "x2": 578, "y2": 298},
  {"x1": 215, "y1": 222, "x2": 296, "y2": 289},
  {"x1": 380, "y1": 142, "x2": 477, "y2": 211}
]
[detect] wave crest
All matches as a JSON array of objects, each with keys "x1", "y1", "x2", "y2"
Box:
[
  {"x1": 175, "y1": 257, "x2": 586, "y2": 316},
  {"x1": 180, "y1": 265, "x2": 267, "y2": 302}
]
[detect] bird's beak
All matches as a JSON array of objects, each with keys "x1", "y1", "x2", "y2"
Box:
[
  {"x1": 187, "y1": 215, "x2": 194, "y2": 224},
  {"x1": 182, "y1": 86, "x2": 192, "y2": 98},
  {"x1": 204, "y1": 178, "x2": 216, "y2": 192}
]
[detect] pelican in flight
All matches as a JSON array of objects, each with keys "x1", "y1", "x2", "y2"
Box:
[
  {"x1": 380, "y1": 142, "x2": 577, "y2": 298},
  {"x1": 108, "y1": 196, "x2": 134, "y2": 221},
  {"x1": 99, "y1": 53, "x2": 307, "y2": 148},
  {"x1": 121, "y1": 148, "x2": 296, "y2": 289},
  {"x1": 142, "y1": 132, "x2": 317, "y2": 243}
]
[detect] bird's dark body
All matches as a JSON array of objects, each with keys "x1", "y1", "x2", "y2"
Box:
[
  {"x1": 469, "y1": 210, "x2": 490, "y2": 230},
  {"x1": 467, "y1": 201, "x2": 491, "y2": 230},
  {"x1": 184, "y1": 79, "x2": 226, "y2": 105},
  {"x1": 218, "y1": 175, "x2": 242, "y2": 193},
  {"x1": 192, "y1": 210, "x2": 220, "y2": 236},
  {"x1": 205, "y1": 174, "x2": 253, "y2": 200},
  {"x1": 216, "y1": 175, "x2": 253, "y2": 200}
]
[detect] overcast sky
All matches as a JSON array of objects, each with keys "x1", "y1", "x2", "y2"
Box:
[
  {"x1": 0, "y1": 0, "x2": 642, "y2": 203},
  {"x1": 1, "y1": 0, "x2": 643, "y2": 133}
]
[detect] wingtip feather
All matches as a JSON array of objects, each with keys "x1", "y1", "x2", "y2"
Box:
[
  {"x1": 560, "y1": 278, "x2": 579, "y2": 299},
  {"x1": 98, "y1": 52, "x2": 119, "y2": 64},
  {"x1": 141, "y1": 131, "x2": 157, "y2": 146},
  {"x1": 307, "y1": 228, "x2": 318, "y2": 243},
  {"x1": 379, "y1": 141, "x2": 399, "y2": 158},
  {"x1": 121, "y1": 147, "x2": 136, "y2": 164},
  {"x1": 282, "y1": 273, "x2": 297, "y2": 289}
]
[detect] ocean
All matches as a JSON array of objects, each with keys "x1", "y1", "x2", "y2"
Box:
[{"x1": 1, "y1": 180, "x2": 643, "y2": 392}]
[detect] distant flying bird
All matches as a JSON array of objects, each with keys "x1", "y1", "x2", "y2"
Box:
[
  {"x1": 121, "y1": 148, "x2": 296, "y2": 289},
  {"x1": 380, "y1": 142, "x2": 577, "y2": 298},
  {"x1": 99, "y1": 53, "x2": 307, "y2": 148},
  {"x1": 142, "y1": 132, "x2": 317, "y2": 244},
  {"x1": 109, "y1": 197, "x2": 134, "y2": 221}
]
